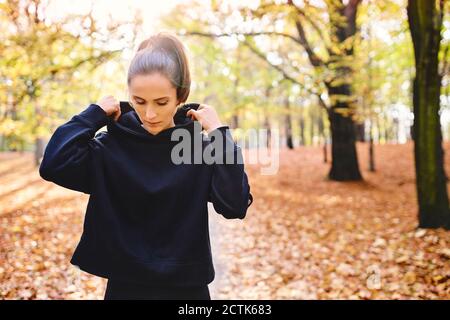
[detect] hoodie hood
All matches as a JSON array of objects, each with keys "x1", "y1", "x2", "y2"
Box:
[{"x1": 106, "y1": 102, "x2": 201, "y2": 143}]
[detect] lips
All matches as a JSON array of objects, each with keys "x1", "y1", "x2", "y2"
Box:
[{"x1": 145, "y1": 121, "x2": 161, "y2": 126}]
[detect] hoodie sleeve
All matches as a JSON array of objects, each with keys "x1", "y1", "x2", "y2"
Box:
[
  {"x1": 39, "y1": 104, "x2": 109, "y2": 194},
  {"x1": 207, "y1": 126, "x2": 253, "y2": 219}
]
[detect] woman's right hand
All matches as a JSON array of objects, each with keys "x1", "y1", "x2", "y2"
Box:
[{"x1": 96, "y1": 95, "x2": 121, "y2": 121}]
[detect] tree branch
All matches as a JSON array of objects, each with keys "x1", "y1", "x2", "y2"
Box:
[
  {"x1": 180, "y1": 28, "x2": 329, "y2": 110},
  {"x1": 241, "y1": 37, "x2": 329, "y2": 111},
  {"x1": 286, "y1": 0, "x2": 325, "y2": 67},
  {"x1": 282, "y1": 1, "x2": 331, "y2": 56},
  {"x1": 183, "y1": 30, "x2": 302, "y2": 46}
]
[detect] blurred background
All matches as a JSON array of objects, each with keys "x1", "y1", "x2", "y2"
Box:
[{"x1": 0, "y1": 0, "x2": 449, "y2": 299}]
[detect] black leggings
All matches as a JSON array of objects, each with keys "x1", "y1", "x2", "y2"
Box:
[{"x1": 104, "y1": 279, "x2": 211, "y2": 300}]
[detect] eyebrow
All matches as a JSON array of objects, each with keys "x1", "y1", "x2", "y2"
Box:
[{"x1": 132, "y1": 95, "x2": 169, "y2": 101}]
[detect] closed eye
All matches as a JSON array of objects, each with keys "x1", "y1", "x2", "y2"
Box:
[{"x1": 134, "y1": 99, "x2": 167, "y2": 106}]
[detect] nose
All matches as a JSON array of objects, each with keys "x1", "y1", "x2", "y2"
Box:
[{"x1": 145, "y1": 107, "x2": 157, "y2": 120}]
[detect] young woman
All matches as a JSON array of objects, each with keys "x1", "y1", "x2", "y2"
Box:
[{"x1": 39, "y1": 32, "x2": 253, "y2": 300}]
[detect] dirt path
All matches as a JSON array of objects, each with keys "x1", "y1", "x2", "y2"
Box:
[{"x1": 0, "y1": 143, "x2": 449, "y2": 299}]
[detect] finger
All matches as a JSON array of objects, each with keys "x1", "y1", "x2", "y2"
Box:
[
  {"x1": 186, "y1": 109, "x2": 197, "y2": 119},
  {"x1": 113, "y1": 105, "x2": 121, "y2": 121},
  {"x1": 114, "y1": 110, "x2": 121, "y2": 122}
]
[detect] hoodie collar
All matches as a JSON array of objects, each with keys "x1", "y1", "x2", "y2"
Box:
[{"x1": 106, "y1": 102, "x2": 201, "y2": 143}]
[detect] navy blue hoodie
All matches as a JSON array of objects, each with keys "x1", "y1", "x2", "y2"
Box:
[{"x1": 39, "y1": 102, "x2": 253, "y2": 286}]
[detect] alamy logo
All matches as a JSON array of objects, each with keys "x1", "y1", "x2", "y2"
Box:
[{"x1": 170, "y1": 122, "x2": 280, "y2": 175}]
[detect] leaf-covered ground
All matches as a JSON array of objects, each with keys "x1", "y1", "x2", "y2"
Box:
[{"x1": 0, "y1": 142, "x2": 449, "y2": 299}]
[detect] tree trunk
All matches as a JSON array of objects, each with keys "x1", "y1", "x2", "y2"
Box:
[
  {"x1": 282, "y1": 0, "x2": 363, "y2": 179},
  {"x1": 299, "y1": 116, "x2": 305, "y2": 146},
  {"x1": 263, "y1": 86, "x2": 272, "y2": 149},
  {"x1": 369, "y1": 120, "x2": 375, "y2": 172},
  {"x1": 325, "y1": 0, "x2": 363, "y2": 181},
  {"x1": 0, "y1": 135, "x2": 5, "y2": 151},
  {"x1": 384, "y1": 113, "x2": 390, "y2": 143},
  {"x1": 318, "y1": 111, "x2": 327, "y2": 163},
  {"x1": 263, "y1": 116, "x2": 271, "y2": 149},
  {"x1": 408, "y1": 0, "x2": 450, "y2": 229},
  {"x1": 355, "y1": 122, "x2": 365, "y2": 142},
  {"x1": 328, "y1": 106, "x2": 362, "y2": 181},
  {"x1": 393, "y1": 118, "x2": 399, "y2": 144},
  {"x1": 231, "y1": 114, "x2": 239, "y2": 130},
  {"x1": 375, "y1": 114, "x2": 381, "y2": 143},
  {"x1": 284, "y1": 97, "x2": 294, "y2": 149},
  {"x1": 410, "y1": 123, "x2": 415, "y2": 141},
  {"x1": 310, "y1": 109, "x2": 315, "y2": 146}
]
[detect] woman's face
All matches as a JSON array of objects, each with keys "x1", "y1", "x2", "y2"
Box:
[{"x1": 128, "y1": 72, "x2": 180, "y2": 135}]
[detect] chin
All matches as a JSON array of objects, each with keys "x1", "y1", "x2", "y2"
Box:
[{"x1": 145, "y1": 127, "x2": 160, "y2": 135}]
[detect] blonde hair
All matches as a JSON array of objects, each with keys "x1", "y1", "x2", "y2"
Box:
[{"x1": 127, "y1": 32, "x2": 191, "y2": 104}]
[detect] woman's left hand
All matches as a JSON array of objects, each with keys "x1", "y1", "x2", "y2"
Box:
[{"x1": 186, "y1": 104, "x2": 224, "y2": 134}]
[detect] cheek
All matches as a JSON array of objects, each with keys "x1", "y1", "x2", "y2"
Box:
[
  {"x1": 135, "y1": 109, "x2": 145, "y2": 118},
  {"x1": 165, "y1": 104, "x2": 178, "y2": 118}
]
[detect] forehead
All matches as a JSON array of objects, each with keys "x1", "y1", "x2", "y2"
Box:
[{"x1": 129, "y1": 73, "x2": 176, "y2": 98}]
